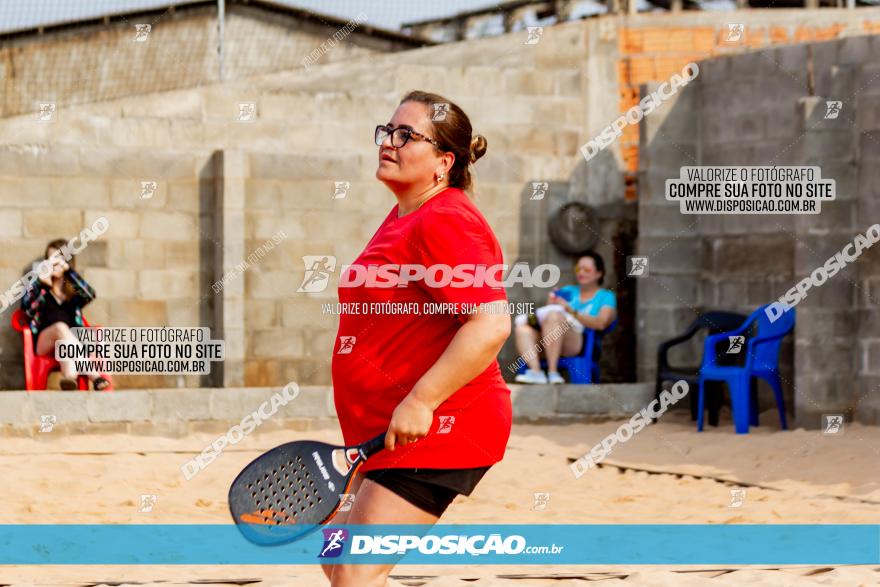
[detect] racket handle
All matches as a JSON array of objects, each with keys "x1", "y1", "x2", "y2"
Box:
[{"x1": 359, "y1": 432, "x2": 387, "y2": 459}]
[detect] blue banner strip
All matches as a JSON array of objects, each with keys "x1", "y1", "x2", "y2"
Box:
[{"x1": 0, "y1": 525, "x2": 876, "y2": 565}]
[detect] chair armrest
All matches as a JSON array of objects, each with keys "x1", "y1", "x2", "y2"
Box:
[{"x1": 657, "y1": 325, "x2": 701, "y2": 370}]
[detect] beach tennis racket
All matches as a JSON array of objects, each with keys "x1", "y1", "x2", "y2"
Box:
[{"x1": 228, "y1": 432, "x2": 386, "y2": 546}]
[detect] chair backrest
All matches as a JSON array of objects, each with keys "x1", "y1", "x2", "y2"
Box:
[
  {"x1": 10, "y1": 308, "x2": 26, "y2": 332},
  {"x1": 698, "y1": 311, "x2": 747, "y2": 334},
  {"x1": 749, "y1": 304, "x2": 796, "y2": 370}
]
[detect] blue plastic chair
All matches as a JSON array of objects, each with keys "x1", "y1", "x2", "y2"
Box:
[
  {"x1": 516, "y1": 319, "x2": 617, "y2": 384},
  {"x1": 697, "y1": 303, "x2": 795, "y2": 434}
]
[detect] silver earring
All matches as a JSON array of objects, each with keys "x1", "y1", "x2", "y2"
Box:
[{"x1": 437, "y1": 171, "x2": 445, "y2": 182}]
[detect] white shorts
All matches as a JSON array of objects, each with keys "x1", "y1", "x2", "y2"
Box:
[{"x1": 514, "y1": 304, "x2": 585, "y2": 334}]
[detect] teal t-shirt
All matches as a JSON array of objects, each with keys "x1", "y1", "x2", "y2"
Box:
[{"x1": 556, "y1": 286, "x2": 616, "y2": 316}]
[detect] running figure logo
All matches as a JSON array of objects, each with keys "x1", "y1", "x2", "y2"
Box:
[
  {"x1": 524, "y1": 27, "x2": 543, "y2": 45},
  {"x1": 39, "y1": 415, "x2": 56, "y2": 433},
  {"x1": 318, "y1": 528, "x2": 349, "y2": 558},
  {"x1": 37, "y1": 103, "x2": 56, "y2": 122},
  {"x1": 530, "y1": 182, "x2": 549, "y2": 201},
  {"x1": 337, "y1": 336, "x2": 356, "y2": 355},
  {"x1": 298, "y1": 256, "x2": 337, "y2": 292},
  {"x1": 728, "y1": 488, "x2": 746, "y2": 508},
  {"x1": 437, "y1": 415, "x2": 456, "y2": 434},
  {"x1": 134, "y1": 24, "x2": 151, "y2": 42},
  {"x1": 432, "y1": 103, "x2": 450, "y2": 122},
  {"x1": 333, "y1": 181, "x2": 351, "y2": 199},
  {"x1": 726, "y1": 23, "x2": 744, "y2": 43},
  {"x1": 726, "y1": 335, "x2": 745, "y2": 354},
  {"x1": 338, "y1": 493, "x2": 355, "y2": 512},
  {"x1": 140, "y1": 181, "x2": 157, "y2": 200},
  {"x1": 627, "y1": 256, "x2": 649, "y2": 277},
  {"x1": 532, "y1": 492, "x2": 550, "y2": 510},
  {"x1": 139, "y1": 494, "x2": 157, "y2": 513},
  {"x1": 822, "y1": 414, "x2": 844, "y2": 435},
  {"x1": 824, "y1": 101, "x2": 843, "y2": 120}
]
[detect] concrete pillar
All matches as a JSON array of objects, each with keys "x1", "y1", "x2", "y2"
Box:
[
  {"x1": 212, "y1": 150, "x2": 247, "y2": 387},
  {"x1": 791, "y1": 97, "x2": 858, "y2": 428}
]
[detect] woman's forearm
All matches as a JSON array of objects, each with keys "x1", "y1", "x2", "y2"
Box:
[
  {"x1": 409, "y1": 311, "x2": 510, "y2": 411},
  {"x1": 574, "y1": 308, "x2": 615, "y2": 331}
]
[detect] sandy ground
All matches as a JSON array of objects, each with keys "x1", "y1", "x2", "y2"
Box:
[{"x1": 0, "y1": 408, "x2": 878, "y2": 586}]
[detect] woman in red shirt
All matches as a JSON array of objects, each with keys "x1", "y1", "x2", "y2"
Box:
[{"x1": 325, "y1": 91, "x2": 512, "y2": 587}]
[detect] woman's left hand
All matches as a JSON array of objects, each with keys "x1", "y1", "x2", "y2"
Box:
[{"x1": 386, "y1": 393, "x2": 435, "y2": 451}]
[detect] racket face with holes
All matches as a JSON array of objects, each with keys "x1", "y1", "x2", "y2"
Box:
[{"x1": 228, "y1": 440, "x2": 362, "y2": 546}]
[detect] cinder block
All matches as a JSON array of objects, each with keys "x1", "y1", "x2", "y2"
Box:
[
  {"x1": 139, "y1": 211, "x2": 196, "y2": 241},
  {"x1": 606, "y1": 383, "x2": 655, "y2": 415},
  {"x1": 85, "y1": 268, "x2": 138, "y2": 299},
  {"x1": 510, "y1": 384, "x2": 557, "y2": 417},
  {"x1": 251, "y1": 328, "x2": 303, "y2": 358},
  {"x1": 23, "y1": 210, "x2": 84, "y2": 238},
  {"x1": 557, "y1": 385, "x2": 610, "y2": 414},
  {"x1": 138, "y1": 269, "x2": 197, "y2": 300},
  {"x1": 151, "y1": 389, "x2": 212, "y2": 420},
  {"x1": 30, "y1": 392, "x2": 89, "y2": 423},
  {"x1": 0, "y1": 392, "x2": 34, "y2": 425},
  {"x1": 86, "y1": 391, "x2": 152, "y2": 422},
  {"x1": 0, "y1": 210, "x2": 23, "y2": 238}
]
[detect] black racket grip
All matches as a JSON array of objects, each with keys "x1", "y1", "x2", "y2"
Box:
[{"x1": 359, "y1": 432, "x2": 387, "y2": 459}]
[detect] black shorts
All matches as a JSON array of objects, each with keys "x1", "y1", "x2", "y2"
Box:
[{"x1": 363, "y1": 466, "x2": 492, "y2": 517}]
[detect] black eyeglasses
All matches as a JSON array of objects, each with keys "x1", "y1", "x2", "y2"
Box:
[{"x1": 375, "y1": 125, "x2": 442, "y2": 149}]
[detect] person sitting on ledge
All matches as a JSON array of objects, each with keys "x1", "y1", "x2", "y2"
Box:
[
  {"x1": 513, "y1": 251, "x2": 617, "y2": 384},
  {"x1": 21, "y1": 239, "x2": 110, "y2": 391}
]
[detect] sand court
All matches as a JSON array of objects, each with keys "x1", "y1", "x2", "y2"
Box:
[{"x1": 1, "y1": 411, "x2": 877, "y2": 586}]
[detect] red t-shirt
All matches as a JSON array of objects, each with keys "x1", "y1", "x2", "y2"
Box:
[{"x1": 331, "y1": 187, "x2": 512, "y2": 472}]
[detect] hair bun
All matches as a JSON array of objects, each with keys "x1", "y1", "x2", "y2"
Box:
[{"x1": 469, "y1": 135, "x2": 488, "y2": 163}]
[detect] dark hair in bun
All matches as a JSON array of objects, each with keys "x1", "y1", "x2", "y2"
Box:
[{"x1": 399, "y1": 90, "x2": 488, "y2": 192}]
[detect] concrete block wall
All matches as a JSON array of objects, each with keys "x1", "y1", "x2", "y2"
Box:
[
  {"x1": 638, "y1": 34, "x2": 880, "y2": 424},
  {"x1": 0, "y1": 18, "x2": 609, "y2": 389},
  {"x1": 0, "y1": 3, "x2": 409, "y2": 118},
  {"x1": 0, "y1": 144, "x2": 211, "y2": 389}
]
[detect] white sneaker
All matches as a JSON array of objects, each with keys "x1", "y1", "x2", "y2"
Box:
[
  {"x1": 515, "y1": 369, "x2": 548, "y2": 384},
  {"x1": 547, "y1": 372, "x2": 565, "y2": 384}
]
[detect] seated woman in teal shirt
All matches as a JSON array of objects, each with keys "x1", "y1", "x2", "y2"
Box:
[{"x1": 513, "y1": 251, "x2": 617, "y2": 384}]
